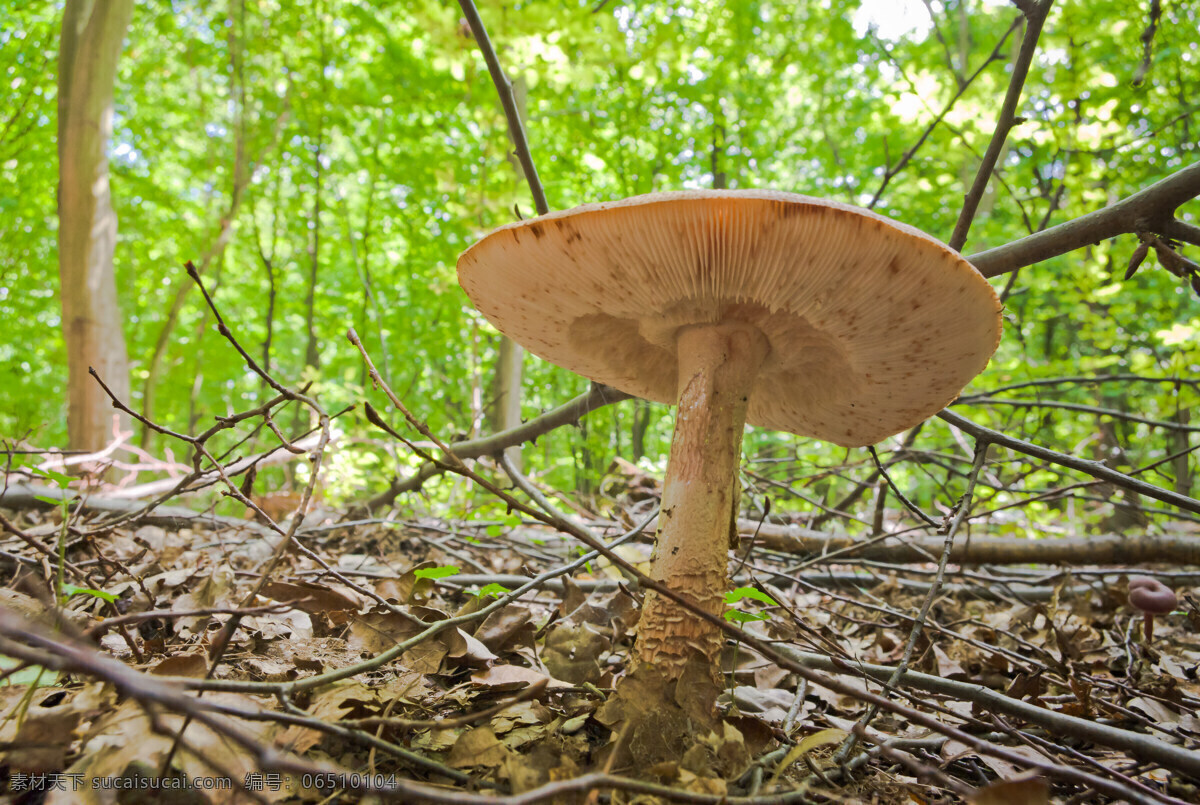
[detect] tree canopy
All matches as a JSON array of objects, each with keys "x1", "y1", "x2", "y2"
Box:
[{"x1": 1, "y1": 0, "x2": 1197, "y2": 506}]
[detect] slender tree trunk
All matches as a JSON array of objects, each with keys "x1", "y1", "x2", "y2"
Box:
[
  {"x1": 490, "y1": 74, "x2": 528, "y2": 469},
  {"x1": 490, "y1": 337, "x2": 523, "y2": 470},
  {"x1": 57, "y1": 0, "x2": 134, "y2": 453},
  {"x1": 1171, "y1": 391, "x2": 1193, "y2": 497},
  {"x1": 303, "y1": 129, "x2": 323, "y2": 372},
  {"x1": 630, "y1": 399, "x2": 651, "y2": 461},
  {"x1": 710, "y1": 120, "x2": 726, "y2": 189},
  {"x1": 303, "y1": 3, "x2": 328, "y2": 374}
]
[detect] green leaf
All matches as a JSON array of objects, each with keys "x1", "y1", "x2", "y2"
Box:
[
  {"x1": 31, "y1": 467, "x2": 73, "y2": 489},
  {"x1": 724, "y1": 586, "x2": 779, "y2": 607},
  {"x1": 471, "y1": 583, "x2": 510, "y2": 599},
  {"x1": 62, "y1": 585, "x2": 118, "y2": 603},
  {"x1": 413, "y1": 565, "x2": 460, "y2": 580},
  {"x1": 0, "y1": 655, "x2": 57, "y2": 687}
]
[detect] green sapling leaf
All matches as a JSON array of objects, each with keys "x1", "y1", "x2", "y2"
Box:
[
  {"x1": 724, "y1": 586, "x2": 779, "y2": 607},
  {"x1": 413, "y1": 566, "x2": 460, "y2": 580},
  {"x1": 62, "y1": 585, "x2": 118, "y2": 603}
]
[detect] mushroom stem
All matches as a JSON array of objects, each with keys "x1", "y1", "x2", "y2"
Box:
[{"x1": 635, "y1": 321, "x2": 770, "y2": 676}]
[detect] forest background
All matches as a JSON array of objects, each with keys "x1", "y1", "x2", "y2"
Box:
[{"x1": 1, "y1": 0, "x2": 1198, "y2": 526}]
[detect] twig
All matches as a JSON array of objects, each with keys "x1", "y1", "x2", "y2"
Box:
[
  {"x1": 499, "y1": 451, "x2": 582, "y2": 527},
  {"x1": 954, "y1": 396, "x2": 1200, "y2": 433},
  {"x1": 867, "y1": 16, "x2": 1023, "y2": 208},
  {"x1": 867, "y1": 445, "x2": 938, "y2": 527},
  {"x1": 775, "y1": 645, "x2": 1199, "y2": 800},
  {"x1": 836, "y1": 442, "x2": 990, "y2": 761},
  {"x1": 938, "y1": 409, "x2": 1200, "y2": 515},
  {"x1": 349, "y1": 381, "x2": 631, "y2": 514},
  {"x1": 853, "y1": 724, "x2": 976, "y2": 798},
  {"x1": 812, "y1": 424, "x2": 924, "y2": 527},
  {"x1": 110, "y1": 261, "x2": 345, "y2": 772},
  {"x1": 0, "y1": 510, "x2": 91, "y2": 582},
  {"x1": 345, "y1": 679, "x2": 548, "y2": 730},
  {"x1": 976, "y1": 373, "x2": 1200, "y2": 395},
  {"x1": 82, "y1": 601, "x2": 296, "y2": 640}
]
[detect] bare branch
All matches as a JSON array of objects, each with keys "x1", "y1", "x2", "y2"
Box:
[
  {"x1": 867, "y1": 17, "x2": 1023, "y2": 209},
  {"x1": 458, "y1": 0, "x2": 550, "y2": 216},
  {"x1": 969, "y1": 160, "x2": 1200, "y2": 276},
  {"x1": 350, "y1": 381, "x2": 632, "y2": 514},
  {"x1": 949, "y1": 0, "x2": 1053, "y2": 251},
  {"x1": 1131, "y1": 0, "x2": 1162, "y2": 88},
  {"x1": 954, "y1": 395, "x2": 1200, "y2": 433},
  {"x1": 937, "y1": 409, "x2": 1200, "y2": 516},
  {"x1": 778, "y1": 644, "x2": 1200, "y2": 787}
]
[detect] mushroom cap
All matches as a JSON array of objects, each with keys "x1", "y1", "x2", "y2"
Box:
[
  {"x1": 1128, "y1": 576, "x2": 1177, "y2": 615},
  {"x1": 458, "y1": 190, "x2": 1002, "y2": 447}
]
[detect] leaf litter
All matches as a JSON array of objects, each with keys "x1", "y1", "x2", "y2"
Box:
[{"x1": 0, "y1": 465, "x2": 1199, "y2": 804}]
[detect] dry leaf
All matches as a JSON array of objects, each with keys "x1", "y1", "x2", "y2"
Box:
[
  {"x1": 968, "y1": 776, "x2": 1049, "y2": 805},
  {"x1": 148, "y1": 653, "x2": 209, "y2": 677}
]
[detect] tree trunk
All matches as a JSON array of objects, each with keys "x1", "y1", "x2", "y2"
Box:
[
  {"x1": 57, "y1": 0, "x2": 134, "y2": 454},
  {"x1": 490, "y1": 73, "x2": 530, "y2": 470},
  {"x1": 489, "y1": 336, "x2": 524, "y2": 471},
  {"x1": 1171, "y1": 400, "x2": 1193, "y2": 497},
  {"x1": 630, "y1": 398, "x2": 651, "y2": 460},
  {"x1": 303, "y1": 28, "x2": 326, "y2": 375}
]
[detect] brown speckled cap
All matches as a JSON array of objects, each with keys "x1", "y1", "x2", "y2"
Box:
[{"x1": 457, "y1": 189, "x2": 1002, "y2": 447}]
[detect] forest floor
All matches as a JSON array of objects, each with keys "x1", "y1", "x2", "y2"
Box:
[{"x1": 1, "y1": 468, "x2": 1199, "y2": 805}]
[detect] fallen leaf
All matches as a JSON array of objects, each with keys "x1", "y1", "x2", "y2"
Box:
[
  {"x1": 968, "y1": 776, "x2": 1049, "y2": 805},
  {"x1": 148, "y1": 653, "x2": 209, "y2": 677},
  {"x1": 471, "y1": 664, "x2": 570, "y2": 690},
  {"x1": 262, "y1": 580, "x2": 361, "y2": 613},
  {"x1": 448, "y1": 725, "x2": 512, "y2": 768}
]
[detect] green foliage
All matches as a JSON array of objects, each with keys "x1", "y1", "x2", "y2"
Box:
[
  {"x1": 725, "y1": 586, "x2": 780, "y2": 607},
  {"x1": 61, "y1": 585, "x2": 118, "y2": 604},
  {"x1": 724, "y1": 585, "x2": 779, "y2": 622},
  {"x1": 485, "y1": 515, "x2": 522, "y2": 538},
  {"x1": 470, "y1": 582, "x2": 511, "y2": 598},
  {"x1": 0, "y1": 656, "x2": 57, "y2": 688},
  {"x1": 412, "y1": 565, "x2": 461, "y2": 580},
  {"x1": 1, "y1": 0, "x2": 1197, "y2": 517}
]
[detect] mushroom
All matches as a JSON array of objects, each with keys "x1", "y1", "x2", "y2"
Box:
[
  {"x1": 457, "y1": 190, "x2": 1001, "y2": 681},
  {"x1": 1128, "y1": 575, "x2": 1177, "y2": 643}
]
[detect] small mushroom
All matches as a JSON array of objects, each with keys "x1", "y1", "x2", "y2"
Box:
[
  {"x1": 458, "y1": 190, "x2": 1001, "y2": 684},
  {"x1": 1128, "y1": 575, "x2": 1177, "y2": 643}
]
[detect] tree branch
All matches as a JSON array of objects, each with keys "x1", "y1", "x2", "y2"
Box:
[
  {"x1": 867, "y1": 17, "x2": 1022, "y2": 209},
  {"x1": 1161, "y1": 217, "x2": 1200, "y2": 248},
  {"x1": 937, "y1": 409, "x2": 1200, "y2": 516},
  {"x1": 953, "y1": 396, "x2": 1200, "y2": 433},
  {"x1": 778, "y1": 645, "x2": 1200, "y2": 783},
  {"x1": 949, "y1": 0, "x2": 1052, "y2": 251},
  {"x1": 458, "y1": 0, "x2": 550, "y2": 216},
  {"x1": 970, "y1": 160, "x2": 1200, "y2": 276},
  {"x1": 744, "y1": 520, "x2": 1200, "y2": 565},
  {"x1": 350, "y1": 383, "x2": 632, "y2": 514}
]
